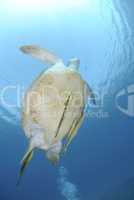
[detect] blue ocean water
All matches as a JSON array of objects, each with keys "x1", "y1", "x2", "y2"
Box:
[{"x1": 0, "y1": 0, "x2": 134, "y2": 199}]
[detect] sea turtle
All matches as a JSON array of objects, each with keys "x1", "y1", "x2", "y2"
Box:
[{"x1": 18, "y1": 45, "x2": 95, "y2": 183}]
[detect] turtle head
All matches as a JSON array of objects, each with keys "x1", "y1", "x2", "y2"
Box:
[
  {"x1": 67, "y1": 58, "x2": 80, "y2": 71},
  {"x1": 46, "y1": 141, "x2": 62, "y2": 165}
]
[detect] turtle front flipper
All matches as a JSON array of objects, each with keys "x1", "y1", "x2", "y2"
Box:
[
  {"x1": 20, "y1": 45, "x2": 62, "y2": 65},
  {"x1": 17, "y1": 147, "x2": 34, "y2": 186}
]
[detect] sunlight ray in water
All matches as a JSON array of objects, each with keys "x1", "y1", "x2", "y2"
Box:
[
  {"x1": 1, "y1": 0, "x2": 94, "y2": 15},
  {"x1": 89, "y1": 0, "x2": 133, "y2": 93}
]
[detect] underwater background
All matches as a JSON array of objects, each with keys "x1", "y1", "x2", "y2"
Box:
[{"x1": 0, "y1": 0, "x2": 134, "y2": 199}]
